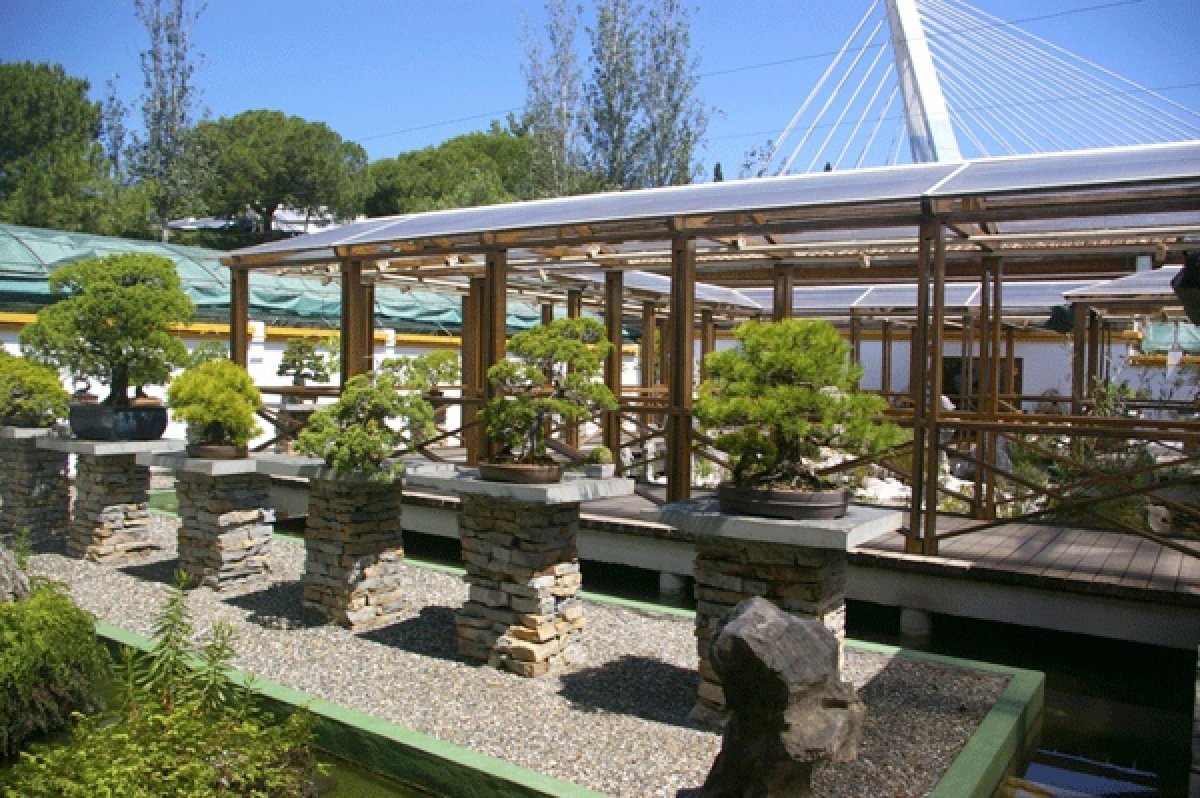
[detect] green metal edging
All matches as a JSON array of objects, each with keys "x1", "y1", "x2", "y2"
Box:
[{"x1": 93, "y1": 620, "x2": 604, "y2": 798}]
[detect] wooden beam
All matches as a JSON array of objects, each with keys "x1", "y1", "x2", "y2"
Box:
[
  {"x1": 640, "y1": 301, "x2": 656, "y2": 390},
  {"x1": 463, "y1": 279, "x2": 484, "y2": 465},
  {"x1": 1072, "y1": 302, "x2": 1089, "y2": 415},
  {"x1": 229, "y1": 267, "x2": 249, "y2": 368},
  {"x1": 483, "y1": 250, "x2": 507, "y2": 400},
  {"x1": 881, "y1": 319, "x2": 893, "y2": 396},
  {"x1": 541, "y1": 302, "x2": 554, "y2": 325},
  {"x1": 603, "y1": 271, "x2": 624, "y2": 462},
  {"x1": 921, "y1": 218, "x2": 948, "y2": 555},
  {"x1": 666, "y1": 234, "x2": 696, "y2": 503},
  {"x1": 567, "y1": 288, "x2": 582, "y2": 319},
  {"x1": 907, "y1": 215, "x2": 935, "y2": 554},
  {"x1": 772, "y1": 263, "x2": 794, "y2": 320},
  {"x1": 700, "y1": 309, "x2": 715, "y2": 382},
  {"x1": 340, "y1": 259, "x2": 372, "y2": 383}
]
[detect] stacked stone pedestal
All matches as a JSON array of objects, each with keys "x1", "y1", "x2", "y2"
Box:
[
  {"x1": 0, "y1": 429, "x2": 68, "y2": 543},
  {"x1": 176, "y1": 471, "x2": 273, "y2": 589},
  {"x1": 69, "y1": 453, "x2": 155, "y2": 561},
  {"x1": 457, "y1": 494, "x2": 584, "y2": 677},
  {"x1": 303, "y1": 479, "x2": 405, "y2": 630}
]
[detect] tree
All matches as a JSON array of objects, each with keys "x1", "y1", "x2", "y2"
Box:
[
  {"x1": 133, "y1": 0, "x2": 207, "y2": 239},
  {"x1": 195, "y1": 110, "x2": 369, "y2": 237},
  {"x1": 521, "y1": 0, "x2": 586, "y2": 196},
  {"x1": 583, "y1": 0, "x2": 644, "y2": 189},
  {"x1": 365, "y1": 128, "x2": 539, "y2": 216},
  {"x1": 638, "y1": 0, "x2": 708, "y2": 186}
]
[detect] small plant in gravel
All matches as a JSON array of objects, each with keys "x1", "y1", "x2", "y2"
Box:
[
  {"x1": 0, "y1": 351, "x2": 70, "y2": 427},
  {"x1": 1, "y1": 573, "x2": 321, "y2": 797},
  {"x1": 295, "y1": 370, "x2": 435, "y2": 482}
]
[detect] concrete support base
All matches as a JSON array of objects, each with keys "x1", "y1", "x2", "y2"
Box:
[
  {"x1": 0, "y1": 429, "x2": 68, "y2": 543},
  {"x1": 176, "y1": 471, "x2": 273, "y2": 590},
  {"x1": 303, "y1": 479, "x2": 405, "y2": 630},
  {"x1": 69, "y1": 453, "x2": 155, "y2": 561},
  {"x1": 658, "y1": 570, "x2": 687, "y2": 600},
  {"x1": 900, "y1": 606, "x2": 934, "y2": 638},
  {"x1": 457, "y1": 494, "x2": 584, "y2": 677}
]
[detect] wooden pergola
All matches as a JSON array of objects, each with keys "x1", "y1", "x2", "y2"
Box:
[{"x1": 223, "y1": 141, "x2": 1200, "y2": 557}]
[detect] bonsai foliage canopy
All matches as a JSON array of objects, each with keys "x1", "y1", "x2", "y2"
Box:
[
  {"x1": 0, "y1": 351, "x2": 70, "y2": 427},
  {"x1": 295, "y1": 371, "x2": 434, "y2": 482},
  {"x1": 20, "y1": 253, "x2": 194, "y2": 405},
  {"x1": 168, "y1": 359, "x2": 262, "y2": 447},
  {"x1": 696, "y1": 318, "x2": 902, "y2": 490},
  {"x1": 480, "y1": 317, "x2": 617, "y2": 464},
  {"x1": 276, "y1": 338, "x2": 330, "y2": 387}
]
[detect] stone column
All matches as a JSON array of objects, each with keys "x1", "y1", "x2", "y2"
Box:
[
  {"x1": 303, "y1": 478, "x2": 405, "y2": 630},
  {"x1": 175, "y1": 471, "x2": 273, "y2": 589},
  {"x1": 405, "y1": 471, "x2": 635, "y2": 678},
  {"x1": 661, "y1": 500, "x2": 901, "y2": 724},
  {"x1": 0, "y1": 428, "x2": 69, "y2": 543},
  {"x1": 457, "y1": 494, "x2": 584, "y2": 677}
]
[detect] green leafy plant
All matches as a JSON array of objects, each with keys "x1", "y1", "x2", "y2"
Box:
[
  {"x1": 2, "y1": 574, "x2": 320, "y2": 796},
  {"x1": 480, "y1": 318, "x2": 618, "y2": 464},
  {"x1": 379, "y1": 350, "x2": 460, "y2": 390},
  {"x1": 0, "y1": 351, "x2": 69, "y2": 426},
  {"x1": 0, "y1": 576, "x2": 109, "y2": 759},
  {"x1": 20, "y1": 253, "x2": 194, "y2": 405},
  {"x1": 276, "y1": 338, "x2": 331, "y2": 387},
  {"x1": 585, "y1": 444, "x2": 614, "y2": 465},
  {"x1": 695, "y1": 319, "x2": 903, "y2": 490},
  {"x1": 182, "y1": 340, "x2": 231, "y2": 368},
  {"x1": 295, "y1": 370, "x2": 434, "y2": 482},
  {"x1": 167, "y1": 359, "x2": 262, "y2": 447}
]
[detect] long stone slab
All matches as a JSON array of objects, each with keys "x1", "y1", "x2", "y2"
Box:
[
  {"x1": 660, "y1": 499, "x2": 902, "y2": 550},
  {"x1": 37, "y1": 437, "x2": 186, "y2": 456},
  {"x1": 0, "y1": 426, "x2": 56, "y2": 440},
  {"x1": 137, "y1": 451, "x2": 259, "y2": 476},
  {"x1": 253, "y1": 453, "x2": 377, "y2": 482},
  {"x1": 407, "y1": 470, "x2": 635, "y2": 505}
]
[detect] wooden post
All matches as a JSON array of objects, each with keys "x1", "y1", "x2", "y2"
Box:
[
  {"x1": 564, "y1": 288, "x2": 582, "y2": 449},
  {"x1": 666, "y1": 233, "x2": 695, "y2": 503},
  {"x1": 921, "y1": 219, "x2": 947, "y2": 555},
  {"x1": 907, "y1": 216, "x2": 935, "y2": 554},
  {"x1": 541, "y1": 302, "x2": 554, "y2": 325},
  {"x1": 463, "y1": 280, "x2": 483, "y2": 465},
  {"x1": 772, "y1": 264, "x2": 794, "y2": 321},
  {"x1": 1087, "y1": 308, "x2": 1102, "y2": 389},
  {"x1": 229, "y1": 266, "x2": 249, "y2": 368},
  {"x1": 881, "y1": 319, "x2": 893, "y2": 399},
  {"x1": 960, "y1": 312, "x2": 973, "y2": 411},
  {"x1": 986, "y1": 259, "x2": 1004, "y2": 518},
  {"x1": 700, "y1": 309, "x2": 715, "y2": 382},
  {"x1": 850, "y1": 312, "x2": 863, "y2": 368},
  {"x1": 640, "y1": 301, "x2": 656, "y2": 391},
  {"x1": 339, "y1": 260, "x2": 372, "y2": 383},
  {"x1": 1005, "y1": 326, "x2": 1016, "y2": 399},
  {"x1": 603, "y1": 271, "x2": 624, "y2": 464},
  {"x1": 483, "y1": 250, "x2": 507, "y2": 399}
]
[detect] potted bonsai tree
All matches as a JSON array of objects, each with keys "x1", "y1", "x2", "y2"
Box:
[
  {"x1": 695, "y1": 318, "x2": 903, "y2": 519},
  {"x1": 0, "y1": 351, "x2": 70, "y2": 428},
  {"x1": 583, "y1": 444, "x2": 616, "y2": 478},
  {"x1": 478, "y1": 318, "x2": 618, "y2": 484},
  {"x1": 277, "y1": 338, "x2": 331, "y2": 388},
  {"x1": 20, "y1": 253, "x2": 194, "y2": 440},
  {"x1": 379, "y1": 350, "x2": 461, "y2": 443},
  {"x1": 295, "y1": 370, "x2": 435, "y2": 483},
  {"x1": 167, "y1": 359, "x2": 262, "y2": 458}
]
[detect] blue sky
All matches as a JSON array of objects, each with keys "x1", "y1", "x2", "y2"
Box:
[{"x1": 2, "y1": 0, "x2": 1198, "y2": 178}]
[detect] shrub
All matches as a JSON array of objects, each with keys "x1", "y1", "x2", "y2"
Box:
[
  {"x1": 0, "y1": 579, "x2": 109, "y2": 758},
  {"x1": 0, "y1": 352, "x2": 69, "y2": 426},
  {"x1": 168, "y1": 359, "x2": 262, "y2": 447},
  {"x1": 586, "y1": 444, "x2": 614, "y2": 465},
  {"x1": 379, "y1": 350, "x2": 461, "y2": 390},
  {"x1": 277, "y1": 338, "x2": 330, "y2": 387}
]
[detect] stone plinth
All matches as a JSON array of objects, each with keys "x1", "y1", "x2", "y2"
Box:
[
  {"x1": 407, "y1": 471, "x2": 634, "y2": 677},
  {"x1": 0, "y1": 427, "x2": 68, "y2": 543},
  {"x1": 39, "y1": 438, "x2": 184, "y2": 562},
  {"x1": 660, "y1": 499, "x2": 901, "y2": 722},
  {"x1": 303, "y1": 477, "x2": 405, "y2": 630},
  {"x1": 139, "y1": 453, "x2": 272, "y2": 590}
]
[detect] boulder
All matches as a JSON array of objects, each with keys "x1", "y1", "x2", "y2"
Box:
[
  {"x1": 700, "y1": 597, "x2": 866, "y2": 798},
  {"x1": 0, "y1": 544, "x2": 30, "y2": 603}
]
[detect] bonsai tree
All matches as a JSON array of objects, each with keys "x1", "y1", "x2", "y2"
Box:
[
  {"x1": 295, "y1": 371, "x2": 434, "y2": 482},
  {"x1": 695, "y1": 318, "x2": 903, "y2": 491},
  {"x1": 480, "y1": 318, "x2": 618, "y2": 464},
  {"x1": 276, "y1": 339, "x2": 330, "y2": 387},
  {"x1": 167, "y1": 360, "x2": 262, "y2": 450},
  {"x1": 585, "y1": 444, "x2": 614, "y2": 465},
  {"x1": 20, "y1": 253, "x2": 194, "y2": 405},
  {"x1": 379, "y1": 350, "x2": 460, "y2": 390},
  {"x1": 0, "y1": 352, "x2": 70, "y2": 427}
]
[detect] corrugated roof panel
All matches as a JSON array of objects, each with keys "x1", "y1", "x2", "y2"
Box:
[{"x1": 1064, "y1": 266, "x2": 1181, "y2": 300}]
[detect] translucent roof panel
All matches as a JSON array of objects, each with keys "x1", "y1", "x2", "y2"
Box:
[
  {"x1": 929, "y1": 141, "x2": 1200, "y2": 197},
  {"x1": 997, "y1": 211, "x2": 1200, "y2": 234},
  {"x1": 1002, "y1": 281, "x2": 1104, "y2": 307},
  {"x1": 230, "y1": 161, "x2": 961, "y2": 260},
  {"x1": 565, "y1": 270, "x2": 763, "y2": 309},
  {"x1": 1064, "y1": 266, "x2": 1181, "y2": 301}
]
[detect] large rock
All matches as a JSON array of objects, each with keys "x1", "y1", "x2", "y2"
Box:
[
  {"x1": 700, "y1": 597, "x2": 866, "y2": 798},
  {"x1": 0, "y1": 545, "x2": 30, "y2": 602}
]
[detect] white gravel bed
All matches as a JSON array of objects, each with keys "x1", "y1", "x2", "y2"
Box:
[{"x1": 28, "y1": 516, "x2": 1008, "y2": 797}]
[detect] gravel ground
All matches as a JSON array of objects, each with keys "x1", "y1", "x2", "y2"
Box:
[{"x1": 27, "y1": 515, "x2": 1008, "y2": 798}]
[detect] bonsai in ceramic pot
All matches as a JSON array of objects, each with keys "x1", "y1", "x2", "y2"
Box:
[
  {"x1": 695, "y1": 318, "x2": 903, "y2": 519},
  {"x1": 295, "y1": 371, "x2": 435, "y2": 483},
  {"x1": 583, "y1": 445, "x2": 616, "y2": 478},
  {"x1": 168, "y1": 359, "x2": 262, "y2": 458},
  {"x1": 20, "y1": 253, "x2": 194, "y2": 440},
  {"x1": 479, "y1": 318, "x2": 617, "y2": 484},
  {"x1": 0, "y1": 351, "x2": 70, "y2": 429}
]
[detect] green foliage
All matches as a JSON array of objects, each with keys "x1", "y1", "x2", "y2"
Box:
[
  {"x1": 695, "y1": 319, "x2": 903, "y2": 489},
  {"x1": 2, "y1": 578, "x2": 320, "y2": 797},
  {"x1": 586, "y1": 444, "x2": 614, "y2": 465},
  {"x1": 480, "y1": 318, "x2": 617, "y2": 463},
  {"x1": 168, "y1": 360, "x2": 261, "y2": 446},
  {"x1": 183, "y1": 340, "x2": 231, "y2": 367},
  {"x1": 277, "y1": 338, "x2": 331, "y2": 386},
  {"x1": 194, "y1": 109, "x2": 369, "y2": 236},
  {"x1": 378, "y1": 350, "x2": 461, "y2": 390},
  {"x1": 0, "y1": 352, "x2": 69, "y2": 426},
  {"x1": 20, "y1": 252, "x2": 194, "y2": 404},
  {"x1": 295, "y1": 371, "x2": 434, "y2": 482},
  {"x1": 0, "y1": 580, "x2": 109, "y2": 758}
]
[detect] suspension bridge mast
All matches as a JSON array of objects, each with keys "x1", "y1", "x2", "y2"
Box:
[{"x1": 885, "y1": 0, "x2": 962, "y2": 162}]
